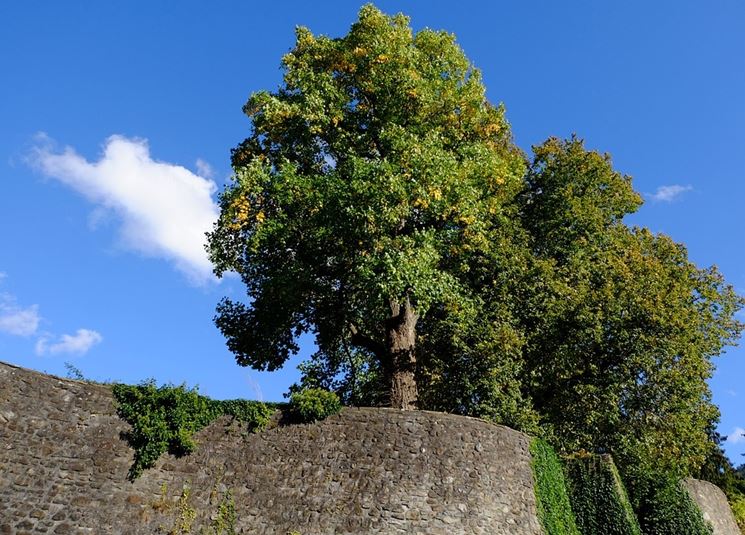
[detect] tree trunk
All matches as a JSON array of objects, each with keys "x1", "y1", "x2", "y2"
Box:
[{"x1": 385, "y1": 297, "x2": 419, "y2": 410}]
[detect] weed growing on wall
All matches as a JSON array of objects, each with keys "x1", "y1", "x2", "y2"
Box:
[
  {"x1": 112, "y1": 381, "x2": 276, "y2": 480},
  {"x1": 149, "y1": 481, "x2": 237, "y2": 534},
  {"x1": 530, "y1": 438, "x2": 580, "y2": 535},
  {"x1": 207, "y1": 488, "x2": 237, "y2": 535}
]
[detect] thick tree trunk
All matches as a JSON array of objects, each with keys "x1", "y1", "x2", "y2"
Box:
[{"x1": 385, "y1": 297, "x2": 419, "y2": 410}]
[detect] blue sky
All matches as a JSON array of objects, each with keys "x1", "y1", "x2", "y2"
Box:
[{"x1": 1, "y1": 1, "x2": 742, "y2": 462}]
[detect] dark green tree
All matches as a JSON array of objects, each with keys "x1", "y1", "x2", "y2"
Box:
[
  {"x1": 518, "y1": 136, "x2": 743, "y2": 477},
  {"x1": 208, "y1": 5, "x2": 528, "y2": 410}
]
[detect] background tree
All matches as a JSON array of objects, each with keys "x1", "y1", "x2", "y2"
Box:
[
  {"x1": 208, "y1": 5, "x2": 528, "y2": 410},
  {"x1": 516, "y1": 137, "x2": 744, "y2": 518}
]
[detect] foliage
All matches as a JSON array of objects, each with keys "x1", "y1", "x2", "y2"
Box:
[
  {"x1": 151, "y1": 482, "x2": 237, "y2": 535},
  {"x1": 112, "y1": 381, "x2": 274, "y2": 480},
  {"x1": 696, "y1": 432, "x2": 745, "y2": 495},
  {"x1": 207, "y1": 3, "x2": 531, "y2": 411},
  {"x1": 206, "y1": 3, "x2": 743, "y2": 493},
  {"x1": 207, "y1": 489, "x2": 237, "y2": 535},
  {"x1": 695, "y1": 431, "x2": 745, "y2": 533},
  {"x1": 170, "y1": 485, "x2": 197, "y2": 534},
  {"x1": 290, "y1": 347, "x2": 387, "y2": 407},
  {"x1": 730, "y1": 493, "x2": 745, "y2": 534},
  {"x1": 530, "y1": 439, "x2": 580, "y2": 535},
  {"x1": 563, "y1": 453, "x2": 641, "y2": 535},
  {"x1": 518, "y1": 137, "x2": 744, "y2": 478},
  {"x1": 289, "y1": 388, "x2": 342, "y2": 423},
  {"x1": 630, "y1": 475, "x2": 713, "y2": 535}
]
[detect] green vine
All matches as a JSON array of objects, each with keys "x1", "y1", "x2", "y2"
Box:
[
  {"x1": 563, "y1": 454, "x2": 641, "y2": 535},
  {"x1": 729, "y1": 492, "x2": 745, "y2": 533},
  {"x1": 632, "y1": 475, "x2": 713, "y2": 535},
  {"x1": 530, "y1": 438, "x2": 580, "y2": 535},
  {"x1": 112, "y1": 381, "x2": 276, "y2": 480}
]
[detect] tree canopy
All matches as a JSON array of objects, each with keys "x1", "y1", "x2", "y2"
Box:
[
  {"x1": 517, "y1": 137, "x2": 742, "y2": 479},
  {"x1": 208, "y1": 4, "x2": 743, "y2": 482},
  {"x1": 208, "y1": 4, "x2": 527, "y2": 411}
]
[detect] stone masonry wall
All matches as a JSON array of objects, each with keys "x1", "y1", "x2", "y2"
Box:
[
  {"x1": 0, "y1": 361, "x2": 542, "y2": 534},
  {"x1": 684, "y1": 478, "x2": 741, "y2": 535}
]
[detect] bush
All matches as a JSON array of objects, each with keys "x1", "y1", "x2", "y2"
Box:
[
  {"x1": 112, "y1": 381, "x2": 275, "y2": 480},
  {"x1": 289, "y1": 388, "x2": 342, "y2": 423},
  {"x1": 530, "y1": 438, "x2": 580, "y2": 535},
  {"x1": 563, "y1": 454, "x2": 641, "y2": 535}
]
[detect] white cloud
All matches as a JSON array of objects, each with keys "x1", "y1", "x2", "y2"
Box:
[
  {"x1": 35, "y1": 328, "x2": 103, "y2": 356},
  {"x1": 0, "y1": 296, "x2": 40, "y2": 336},
  {"x1": 647, "y1": 184, "x2": 693, "y2": 203},
  {"x1": 30, "y1": 134, "x2": 220, "y2": 284},
  {"x1": 195, "y1": 158, "x2": 215, "y2": 180},
  {"x1": 727, "y1": 427, "x2": 745, "y2": 444}
]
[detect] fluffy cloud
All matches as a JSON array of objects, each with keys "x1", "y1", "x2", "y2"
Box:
[
  {"x1": 35, "y1": 329, "x2": 103, "y2": 356},
  {"x1": 30, "y1": 135, "x2": 220, "y2": 284},
  {"x1": 648, "y1": 184, "x2": 693, "y2": 203},
  {"x1": 727, "y1": 427, "x2": 745, "y2": 444},
  {"x1": 0, "y1": 297, "x2": 40, "y2": 336}
]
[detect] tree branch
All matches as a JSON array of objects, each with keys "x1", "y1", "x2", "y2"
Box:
[{"x1": 349, "y1": 323, "x2": 386, "y2": 361}]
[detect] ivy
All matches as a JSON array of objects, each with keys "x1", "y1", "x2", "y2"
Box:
[
  {"x1": 633, "y1": 475, "x2": 713, "y2": 535},
  {"x1": 112, "y1": 381, "x2": 276, "y2": 480},
  {"x1": 530, "y1": 438, "x2": 580, "y2": 535},
  {"x1": 563, "y1": 454, "x2": 641, "y2": 535},
  {"x1": 729, "y1": 492, "x2": 745, "y2": 533}
]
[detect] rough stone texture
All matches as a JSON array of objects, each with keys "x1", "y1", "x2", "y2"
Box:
[
  {"x1": 684, "y1": 478, "x2": 741, "y2": 535},
  {"x1": 0, "y1": 361, "x2": 542, "y2": 534}
]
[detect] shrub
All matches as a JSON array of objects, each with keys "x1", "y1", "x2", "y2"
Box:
[
  {"x1": 112, "y1": 381, "x2": 274, "y2": 480},
  {"x1": 530, "y1": 438, "x2": 580, "y2": 535},
  {"x1": 289, "y1": 388, "x2": 342, "y2": 423},
  {"x1": 563, "y1": 454, "x2": 641, "y2": 535}
]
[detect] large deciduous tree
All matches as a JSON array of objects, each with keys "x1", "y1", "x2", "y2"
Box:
[
  {"x1": 207, "y1": 5, "x2": 526, "y2": 409},
  {"x1": 208, "y1": 5, "x2": 743, "y2": 485},
  {"x1": 517, "y1": 137, "x2": 743, "y2": 478}
]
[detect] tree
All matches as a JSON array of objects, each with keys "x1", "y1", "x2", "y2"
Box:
[
  {"x1": 208, "y1": 5, "x2": 526, "y2": 409},
  {"x1": 208, "y1": 5, "x2": 743, "y2": 483},
  {"x1": 517, "y1": 137, "x2": 743, "y2": 478},
  {"x1": 696, "y1": 430, "x2": 745, "y2": 497}
]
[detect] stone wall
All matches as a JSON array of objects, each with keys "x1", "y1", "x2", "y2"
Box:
[
  {"x1": 684, "y1": 478, "x2": 741, "y2": 535},
  {"x1": 0, "y1": 361, "x2": 541, "y2": 534}
]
